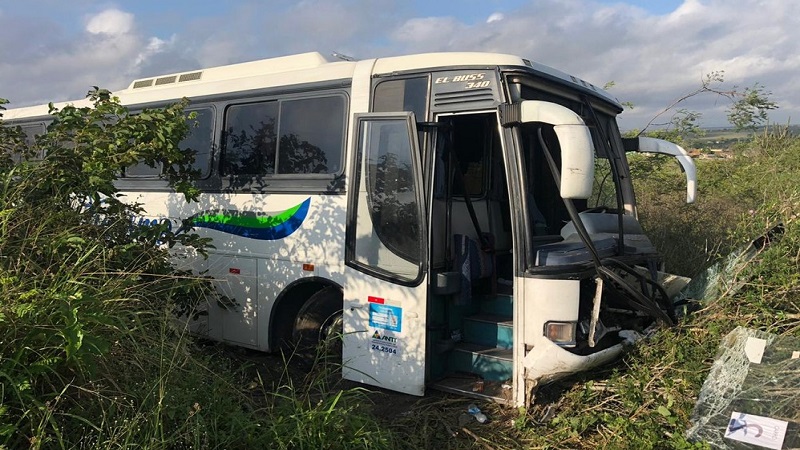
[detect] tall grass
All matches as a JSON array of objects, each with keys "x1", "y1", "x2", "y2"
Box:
[{"x1": 0, "y1": 94, "x2": 395, "y2": 449}]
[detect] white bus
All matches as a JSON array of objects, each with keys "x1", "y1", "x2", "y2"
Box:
[{"x1": 3, "y1": 51, "x2": 696, "y2": 406}]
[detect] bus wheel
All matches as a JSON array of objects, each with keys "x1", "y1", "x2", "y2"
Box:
[{"x1": 292, "y1": 286, "x2": 343, "y2": 364}]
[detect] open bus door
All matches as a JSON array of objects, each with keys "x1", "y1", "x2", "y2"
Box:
[{"x1": 341, "y1": 112, "x2": 429, "y2": 396}]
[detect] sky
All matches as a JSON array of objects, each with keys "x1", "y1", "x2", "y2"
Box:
[{"x1": 0, "y1": 0, "x2": 797, "y2": 130}]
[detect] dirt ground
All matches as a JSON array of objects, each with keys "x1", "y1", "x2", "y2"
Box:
[{"x1": 223, "y1": 344, "x2": 527, "y2": 445}]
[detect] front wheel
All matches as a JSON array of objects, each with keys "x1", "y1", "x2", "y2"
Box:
[{"x1": 291, "y1": 286, "x2": 343, "y2": 364}]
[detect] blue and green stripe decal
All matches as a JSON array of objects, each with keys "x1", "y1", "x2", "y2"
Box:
[{"x1": 191, "y1": 198, "x2": 310, "y2": 240}]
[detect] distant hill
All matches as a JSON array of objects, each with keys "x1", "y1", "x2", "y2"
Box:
[{"x1": 689, "y1": 124, "x2": 798, "y2": 151}]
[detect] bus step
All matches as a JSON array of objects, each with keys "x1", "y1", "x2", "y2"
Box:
[
  {"x1": 479, "y1": 294, "x2": 513, "y2": 316},
  {"x1": 428, "y1": 375, "x2": 513, "y2": 405},
  {"x1": 449, "y1": 343, "x2": 513, "y2": 381},
  {"x1": 462, "y1": 314, "x2": 513, "y2": 348}
]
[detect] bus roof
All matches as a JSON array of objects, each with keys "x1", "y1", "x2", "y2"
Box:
[{"x1": 3, "y1": 51, "x2": 620, "y2": 120}]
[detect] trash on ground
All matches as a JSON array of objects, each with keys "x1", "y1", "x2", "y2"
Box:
[{"x1": 467, "y1": 404, "x2": 488, "y2": 424}]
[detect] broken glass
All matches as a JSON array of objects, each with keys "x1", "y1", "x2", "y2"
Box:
[{"x1": 687, "y1": 327, "x2": 800, "y2": 449}]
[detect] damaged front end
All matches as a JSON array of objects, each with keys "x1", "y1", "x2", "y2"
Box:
[
  {"x1": 516, "y1": 211, "x2": 688, "y2": 405},
  {"x1": 502, "y1": 99, "x2": 699, "y2": 406}
]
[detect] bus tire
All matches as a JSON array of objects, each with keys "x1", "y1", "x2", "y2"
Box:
[{"x1": 291, "y1": 286, "x2": 343, "y2": 364}]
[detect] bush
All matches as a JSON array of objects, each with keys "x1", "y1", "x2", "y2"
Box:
[
  {"x1": 0, "y1": 91, "x2": 393, "y2": 449},
  {"x1": 0, "y1": 90, "x2": 209, "y2": 448}
]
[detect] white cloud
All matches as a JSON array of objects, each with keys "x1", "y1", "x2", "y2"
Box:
[
  {"x1": 133, "y1": 36, "x2": 170, "y2": 69},
  {"x1": 377, "y1": 0, "x2": 800, "y2": 129},
  {"x1": 487, "y1": 12, "x2": 504, "y2": 23},
  {"x1": 391, "y1": 17, "x2": 465, "y2": 49},
  {"x1": 2, "y1": 0, "x2": 799, "y2": 129},
  {"x1": 0, "y1": 7, "x2": 185, "y2": 107},
  {"x1": 85, "y1": 9, "x2": 134, "y2": 36}
]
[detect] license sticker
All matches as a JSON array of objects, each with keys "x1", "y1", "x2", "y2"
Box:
[{"x1": 369, "y1": 303, "x2": 402, "y2": 332}]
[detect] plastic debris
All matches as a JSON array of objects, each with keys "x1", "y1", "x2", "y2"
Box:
[{"x1": 467, "y1": 404, "x2": 488, "y2": 424}]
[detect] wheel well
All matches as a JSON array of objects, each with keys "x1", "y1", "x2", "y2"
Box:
[{"x1": 269, "y1": 278, "x2": 341, "y2": 350}]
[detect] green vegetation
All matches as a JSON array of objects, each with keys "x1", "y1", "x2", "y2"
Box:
[
  {"x1": 0, "y1": 93, "x2": 389, "y2": 449},
  {"x1": 1, "y1": 89, "x2": 797, "y2": 449},
  {"x1": 522, "y1": 125, "x2": 798, "y2": 449}
]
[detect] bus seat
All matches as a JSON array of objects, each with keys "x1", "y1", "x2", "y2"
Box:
[{"x1": 453, "y1": 233, "x2": 495, "y2": 305}]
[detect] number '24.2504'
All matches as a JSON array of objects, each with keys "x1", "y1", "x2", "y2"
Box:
[{"x1": 371, "y1": 344, "x2": 397, "y2": 354}]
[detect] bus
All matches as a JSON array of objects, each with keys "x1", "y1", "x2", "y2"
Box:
[{"x1": 3, "y1": 51, "x2": 696, "y2": 406}]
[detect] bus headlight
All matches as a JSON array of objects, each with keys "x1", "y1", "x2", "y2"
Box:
[{"x1": 544, "y1": 321, "x2": 577, "y2": 346}]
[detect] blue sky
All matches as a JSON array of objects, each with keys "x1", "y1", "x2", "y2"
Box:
[{"x1": 1, "y1": 1, "x2": 795, "y2": 129}]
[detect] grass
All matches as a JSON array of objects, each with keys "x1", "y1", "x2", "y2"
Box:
[
  {"x1": 377, "y1": 126, "x2": 800, "y2": 449},
  {"x1": 2, "y1": 93, "x2": 798, "y2": 448},
  {"x1": 0, "y1": 95, "x2": 394, "y2": 449}
]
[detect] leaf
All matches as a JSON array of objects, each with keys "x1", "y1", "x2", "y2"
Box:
[{"x1": 657, "y1": 405, "x2": 672, "y2": 417}]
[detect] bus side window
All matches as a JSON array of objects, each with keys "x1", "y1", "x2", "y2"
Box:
[
  {"x1": 10, "y1": 123, "x2": 46, "y2": 164},
  {"x1": 222, "y1": 101, "x2": 279, "y2": 176},
  {"x1": 222, "y1": 95, "x2": 346, "y2": 177},
  {"x1": 372, "y1": 77, "x2": 429, "y2": 119},
  {"x1": 124, "y1": 108, "x2": 215, "y2": 178},
  {"x1": 182, "y1": 108, "x2": 214, "y2": 178},
  {"x1": 277, "y1": 95, "x2": 345, "y2": 175}
]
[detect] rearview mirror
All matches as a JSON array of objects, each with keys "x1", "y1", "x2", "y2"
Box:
[
  {"x1": 504, "y1": 101, "x2": 595, "y2": 199},
  {"x1": 623, "y1": 137, "x2": 697, "y2": 203}
]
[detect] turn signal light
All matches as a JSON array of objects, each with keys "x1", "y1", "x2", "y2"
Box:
[{"x1": 544, "y1": 321, "x2": 577, "y2": 346}]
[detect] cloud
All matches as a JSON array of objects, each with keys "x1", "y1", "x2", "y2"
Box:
[
  {"x1": 0, "y1": 7, "x2": 185, "y2": 107},
  {"x1": 2, "y1": 0, "x2": 798, "y2": 129},
  {"x1": 85, "y1": 9, "x2": 134, "y2": 36},
  {"x1": 379, "y1": 0, "x2": 799, "y2": 129},
  {"x1": 486, "y1": 12, "x2": 504, "y2": 23}
]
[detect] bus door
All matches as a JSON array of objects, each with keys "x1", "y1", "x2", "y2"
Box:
[{"x1": 341, "y1": 112, "x2": 429, "y2": 396}]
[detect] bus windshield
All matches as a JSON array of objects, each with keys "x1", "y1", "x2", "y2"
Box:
[{"x1": 510, "y1": 81, "x2": 642, "y2": 272}]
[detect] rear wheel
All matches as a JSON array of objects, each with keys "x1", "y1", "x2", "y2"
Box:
[{"x1": 291, "y1": 286, "x2": 343, "y2": 364}]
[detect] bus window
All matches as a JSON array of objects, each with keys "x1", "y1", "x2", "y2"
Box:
[
  {"x1": 9, "y1": 123, "x2": 46, "y2": 164},
  {"x1": 277, "y1": 95, "x2": 345, "y2": 175},
  {"x1": 125, "y1": 160, "x2": 162, "y2": 177},
  {"x1": 125, "y1": 108, "x2": 215, "y2": 178},
  {"x1": 183, "y1": 108, "x2": 214, "y2": 178},
  {"x1": 222, "y1": 101, "x2": 279, "y2": 176},
  {"x1": 223, "y1": 95, "x2": 346, "y2": 177},
  {"x1": 350, "y1": 116, "x2": 422, "y2": 282},
  {"x1": 373, "y1": 77, "x2": 429, "y2": 119}
]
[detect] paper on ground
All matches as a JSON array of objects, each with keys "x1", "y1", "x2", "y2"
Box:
[{"x1": 725, "y1": 411, "x2": 787, "y2": 450}]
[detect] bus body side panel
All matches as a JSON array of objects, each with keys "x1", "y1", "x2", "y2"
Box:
[{"x1": 121, "y1": 189, "x2": 347, "y2": 351}]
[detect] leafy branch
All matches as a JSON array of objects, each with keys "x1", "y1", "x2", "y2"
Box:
[{"x1": 610, "y1": 71, "x2": 779, "y2": 140}]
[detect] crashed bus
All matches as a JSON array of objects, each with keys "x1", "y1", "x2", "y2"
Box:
[{"x1": 3, "y1": 51, "x2": 696, "y2": 406}]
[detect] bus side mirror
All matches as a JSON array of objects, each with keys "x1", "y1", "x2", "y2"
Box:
[
  {"x1": 503, "y1": 101, "x2": 595, "y2": 200},
  {"x1": 622, "y1": 137, "x2": 697, "y2": 204}
]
